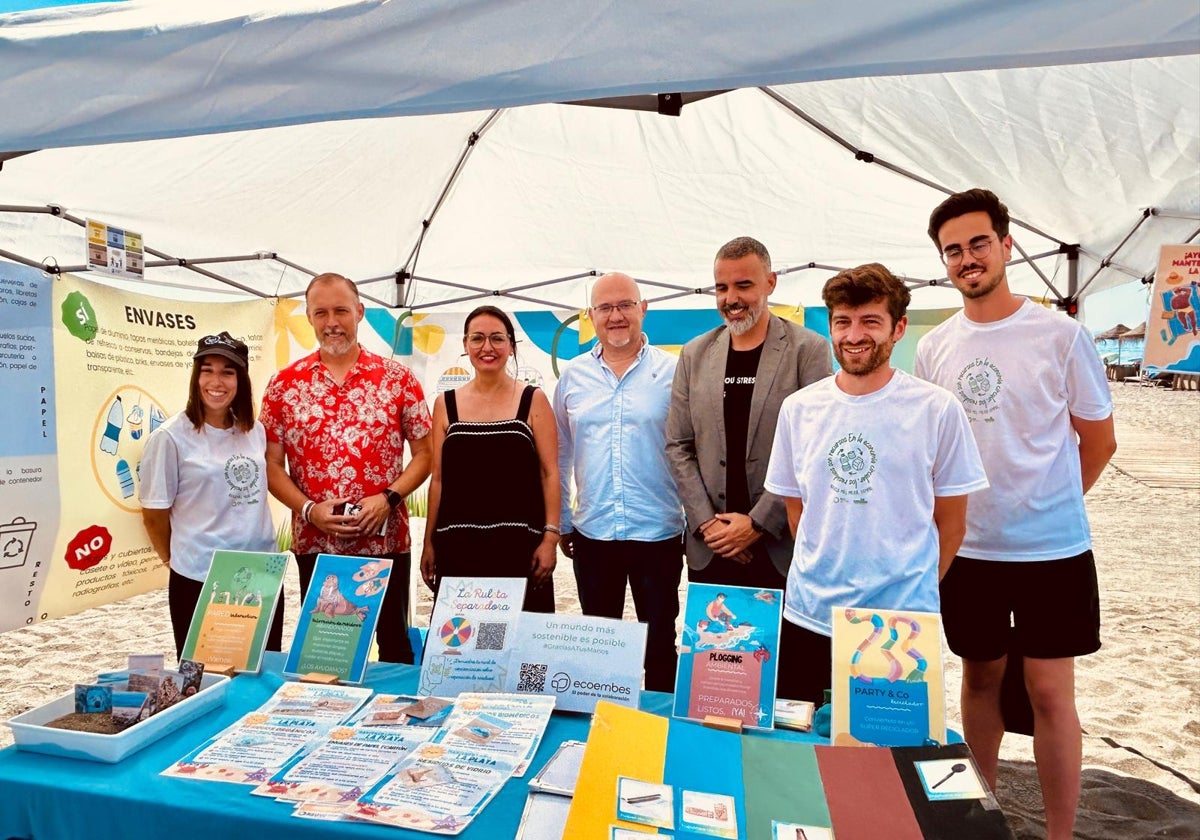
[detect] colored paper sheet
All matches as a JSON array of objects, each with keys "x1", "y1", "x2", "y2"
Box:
[
  {"x1": 741, "y1": 738, "x2": 831, "y2": 840},
  {"x1": 891, "y1": 744, "x2": 1014, "y2": 840},
  {"x1": 831, "y1": 606, "x2": 945, "y2": 746},
  {"x1": 815, "y1": 745, "x2": 924, "y2": 840},
  {"x1": 285, "y1": 553, "x2": 392, "y2": 684},
  {"x1": 563, "y1": 701, "x2": 669, "y2": 839},
  {"x1": 663, "y1": 717, "x2": 746, "y2": 838}
]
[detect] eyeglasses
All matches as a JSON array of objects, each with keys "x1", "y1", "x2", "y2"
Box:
[
  {"x1": 465, "y1": 332, "x2": 511, "y2": 348},
  {"x1": 590, "y1": 300, "x2": 641, "y2": 317},
  {"x1": 941, "y1": 237, "x2": 996, "y2": 266}
]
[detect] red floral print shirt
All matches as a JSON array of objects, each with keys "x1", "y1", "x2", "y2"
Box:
[{"x1": 261, "y1": 347, "x2": 432, "y2": 555}]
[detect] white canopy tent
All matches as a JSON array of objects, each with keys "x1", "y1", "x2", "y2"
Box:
[{"x1": 0, "y1": 1, "x2": 1197, "y2": 314}]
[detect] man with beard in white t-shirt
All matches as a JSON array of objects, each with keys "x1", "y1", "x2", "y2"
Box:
[
  {"x1": 915, "y1": 189, "x2": 1116, "y2": 840},
  {"x1": 765, "y1": 263, "x2": 988, "y2": 705}
]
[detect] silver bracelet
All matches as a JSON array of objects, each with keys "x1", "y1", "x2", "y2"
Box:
[
  {"x1": 543, "y1": 524, "x2": 561, "y2": 535},
  {"x1": 300, "y1": 499, "x2": 316, "y2": 524}
]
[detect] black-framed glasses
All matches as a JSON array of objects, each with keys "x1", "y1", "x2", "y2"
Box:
[
  {"x1": 465, "y1": 332, "x2": 511, "y2": 348},
  {"x1": 941, "y1": 236, "x2": 995, "y2": 266},
  {"x1": 590, "y1": 300, "x2": 641, "y2": 317}
]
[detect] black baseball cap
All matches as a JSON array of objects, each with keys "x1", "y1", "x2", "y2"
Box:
[{"x1": 193, "y1": 331, "x2": 249, "y2": 369}]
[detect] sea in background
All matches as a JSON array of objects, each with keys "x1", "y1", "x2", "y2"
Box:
[{"x1": 1094, "y1": 336, "x2": 1145, "y2": 364}]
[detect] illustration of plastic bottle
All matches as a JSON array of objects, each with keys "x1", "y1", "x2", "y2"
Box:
[
  {"x1": 149, "y1": 406, "x2": 166, "y2": 435},
  {"x1": 128, "y1": 404, "x2": 145, "y2": 440},
  {"x1": 99, "y1": 396, "x2": 123, "y2": 455},
  {"x1": 116, "y1": 459, "x2": 135, "y2": 498}
]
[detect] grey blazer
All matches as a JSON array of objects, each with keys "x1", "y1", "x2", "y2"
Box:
[{"x1": 665, "y1": 314, "x2": 831, "y2": 575}]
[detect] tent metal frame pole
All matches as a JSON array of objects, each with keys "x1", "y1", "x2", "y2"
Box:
[
  {"x1": 1150, "y1": 210, "x2": 1200, "y2": 221},
  {"x1": 757, "y1": 87, "x2": 1068, "y2": 246},
  {"x1": 0, "y1": 247, "x2": 50, "y2": 271},
  {"x1": 396, "y1": 109, "x2": 504, "y2": 307},
  {"x1": 1009, "y1": 239, "x2": 1063, "y2": 300},
  {"x1": 1075, "y1": 211, "x2": 1152, "y2": 298}
]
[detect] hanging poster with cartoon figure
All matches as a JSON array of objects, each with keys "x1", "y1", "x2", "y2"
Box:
[
  {"x1": 673, "y1": 582, "x2": 783, "y2": 729},
  {"x1": 181, "y1": 549, "x2": 288, "y2": 673},
  {"x1": 1145, "y1": 244, "x2": 1200, "y2": 372},
  {"x1": 831, "y1": 606, "x2": 945, "y2": 747},
  {"x1": 285, "y1": 553, "x2": 392, "y2": 684}
]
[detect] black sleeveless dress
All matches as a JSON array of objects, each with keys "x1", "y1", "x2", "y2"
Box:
[{"x1": 432, "y1": 384, "x2": 555, "y2": 613}]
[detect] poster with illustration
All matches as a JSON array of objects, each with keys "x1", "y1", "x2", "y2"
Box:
[
  {"x1": 831, "y1": 606, "x2": 945, "y2": 747},
  {"x1": 673, "y1": 583, "x2": 782, "y2": 729},
  {"x1": 181, "y1": 549, "x2": 288, "y2": 673},
  {"x1": 1145, "y1": 244, "x2": 1200, "y2": 371},
  {"x1": 285, "y1": 553, "x2": 392, "y2": 684},
  {"x1": 418, "y1": 576, "x2": 527, "y2": 698}
]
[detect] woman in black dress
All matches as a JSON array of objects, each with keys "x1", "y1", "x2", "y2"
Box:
[{"x1": 420, "y1": 305, "x2": 559, "y2": 612}]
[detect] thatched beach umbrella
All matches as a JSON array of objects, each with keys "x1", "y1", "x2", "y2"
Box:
[{"x1": 1094, "y1": 323, "x2": 1132, "y2": 363}]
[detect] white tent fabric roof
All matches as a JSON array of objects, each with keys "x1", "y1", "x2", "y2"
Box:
[{"x1": 0, "y1": 1, "x2": 1197, "y2": 313}]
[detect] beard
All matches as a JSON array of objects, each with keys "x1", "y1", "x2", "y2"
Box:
[
  {"x1": 953, "y1": 263, "x2": 1004, "y2": 300},
  {"x1": 834, "y1": 339, "x2": 892, "y2": 377},
  {"x1": 319, "y1": 330, "x2": 355, "y2": 357},
  {"x1": 721, "y1": 300, "x2": 766, "y2": 336}
]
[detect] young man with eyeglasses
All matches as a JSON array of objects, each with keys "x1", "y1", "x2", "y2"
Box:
[
  {"x1": 261, "y1": 272, "x2": 433, "y2": 664},
  {"x1": 666, "y1": 237, "x2": 831, "y2": 593},
  {"x1": 553, "y1": 272, "x2": 684, "y2": 691},
  {"x1": 915, "y1": 189, "x2": 1116, "y2": 840}
]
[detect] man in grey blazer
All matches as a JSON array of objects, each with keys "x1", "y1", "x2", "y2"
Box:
[{"x1": 666, "y1": 237, "x2": 831, "y2": 590}]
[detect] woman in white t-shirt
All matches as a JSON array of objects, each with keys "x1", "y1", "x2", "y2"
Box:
[{"x1": 139, "y1": 332, "x2": 279, "y2": 657}]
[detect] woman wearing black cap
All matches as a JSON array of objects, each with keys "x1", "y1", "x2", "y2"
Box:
[{"x1": 139, "y1": 332, "x2": 282, "y2": 657}]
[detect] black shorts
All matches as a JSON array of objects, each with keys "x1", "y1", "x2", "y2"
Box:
[{"x1": 939, "y1": 550, "x2": 1101, "y2": 661}]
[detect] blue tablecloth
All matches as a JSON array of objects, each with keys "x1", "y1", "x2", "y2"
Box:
[{"x1": 2, "y1": 653, "x2": 823, "y2": 840}]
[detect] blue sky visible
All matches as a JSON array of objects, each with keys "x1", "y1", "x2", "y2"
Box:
[{"x1": 0, "y1": 0, "x2": 120, "y2": 12}]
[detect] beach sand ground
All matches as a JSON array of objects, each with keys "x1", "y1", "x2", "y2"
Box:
[{"x1": 2, "y1": 383, "x2": 1197, "y2": 838}]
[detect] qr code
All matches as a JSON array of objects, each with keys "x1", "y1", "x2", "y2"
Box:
[
  {"x1": 475, "y1": 622, "x2": 507, "y2": 651},
  {"x1": 517, "y1": 662, "x2": 548, "y2": 692}
]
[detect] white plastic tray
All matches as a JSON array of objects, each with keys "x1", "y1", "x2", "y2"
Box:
[{"x1": 6, "y1": 672, "x2": 229, "y2": 763}]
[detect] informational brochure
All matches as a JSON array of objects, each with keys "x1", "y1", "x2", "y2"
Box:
[
  {"x1": 161, "y1": 712, "x2": 332, "y2": 784},
  {"x1": 418, "y1": 577, "x2": 527, "y2": 698},
  {"x1": 258, "y1": 681, "x2": 374, "y2": 723},
  {"x1": 831, "y1": 606, "x2": 945, "y2": 747},
  {"x1": 506, "y1": 612, "x2": 646, "y2": 713},
  {"x1": 429, "y1": 692, "x2": 556, "y2": 777},
  {"x1": 182, "y1": 549, "x2": 289, "y2": 674},
  {"x1": 673, "y1": 583, "x2": 783, "y2": 729},
  {"x1": 350, "y1": 741, "x2": 520, "y2": 834},
  {"x1": 284, "y1": 553, "x2": 392, "y2": 684},
  {"x1": 251, "y1": 724, "x2": 432, "y2": 806}
]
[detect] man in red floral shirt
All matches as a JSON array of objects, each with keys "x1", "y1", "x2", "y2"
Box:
[{"x1": 262, "y1": 273, "x2": 432, "y2": 663}]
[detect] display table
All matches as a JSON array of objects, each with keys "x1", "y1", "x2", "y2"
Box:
[{"x1": 0, "y1": 653, "x2": 822, "y2": 840}]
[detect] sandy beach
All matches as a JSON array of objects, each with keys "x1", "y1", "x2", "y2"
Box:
[{"x1": 2, "y1": 382, "x2": 1197, "y2": 839}]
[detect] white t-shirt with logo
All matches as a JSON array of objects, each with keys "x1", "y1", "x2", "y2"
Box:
[
  {"x1": 765, "y1": 370, "x2": 988, "y2": 636},
  {"x1": 139, "y1": 412, "x2": 276, "y2": 581},
  {"x1": 914, "y1": 300, "x2": 1112, "y2": 561}
]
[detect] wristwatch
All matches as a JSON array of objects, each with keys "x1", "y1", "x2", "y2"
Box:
[{"x1": 382, "y1": 488, "x2": 403, "y2": 509}]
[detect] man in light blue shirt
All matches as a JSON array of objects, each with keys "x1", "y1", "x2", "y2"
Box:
[{"x1": 554, "y1": 272, "x2": 685, "y2": 692}]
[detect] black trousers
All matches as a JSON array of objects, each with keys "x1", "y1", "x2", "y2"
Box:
[
  {"x1": 775, "y1": 618, "x2": 833, "y2": 706},
  {"x1": 168, "y1": 568, "x2": 284, "y2": 661},
  {"x1": 571, "y1": 533, "x2": 684, "y2": 693},
  {"x1": 296, "y1": 552, "x2": 414, "y2": 665}
]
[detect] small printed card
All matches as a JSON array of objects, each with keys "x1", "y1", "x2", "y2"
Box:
[
  {"x1": 615, "y1": 777, "x2": 674, "y2": 829},
  {"x1": 347, "y1": 693, "x2": 453, "y2": 729},
  {"x1": 773, "y1": 823, "x2": 835, "y2": 840},
  {"x1": 128, "y1": 653, "x2": 164, "y2": 673},
  {"x1": 680, "y1": 789, "x2": 738, "y2": 838},
  {"x1": 774, "y1": 698, "x2": 815, "y2": 732},
  {"x1": 528, "y1": 739, "x2": 586, "y2": 796},
  {"x1": 401, "y1": 696, "x2": 452, "y2": 720},
  {"x1": 74, "y1": 684, "x2": 112, "y2": 714},
  {"x1": 915, "y1": 757, "x2": 988, "y2": 801},
  {"x1": 111, "y1": 691, "x2": 149, "y2": 729}
]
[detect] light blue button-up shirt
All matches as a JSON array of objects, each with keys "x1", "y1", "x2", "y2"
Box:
[{"x1": 554, "y1": 340, "x2": 684, "y2": 541}]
